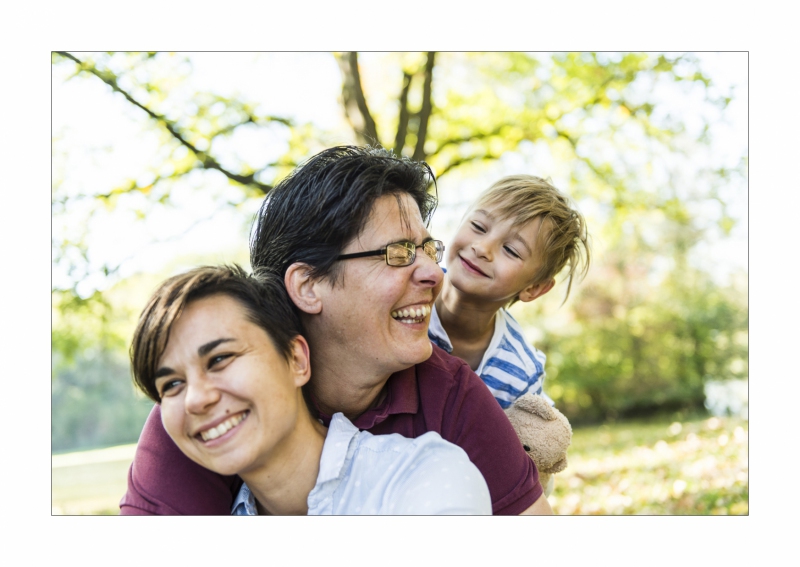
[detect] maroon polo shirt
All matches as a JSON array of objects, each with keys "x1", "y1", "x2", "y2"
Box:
[{"x1": 120, "y1": 344, "x2": 541, "y2": 515}]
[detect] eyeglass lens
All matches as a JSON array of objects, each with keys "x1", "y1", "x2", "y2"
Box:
[{"x1": 386, "y1": 241, "x2": 442, "y2": 266}]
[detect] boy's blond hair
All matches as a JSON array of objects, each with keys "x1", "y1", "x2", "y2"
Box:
[{"x1": 474, "y1": 175, "x2": 590, "y2": 303}]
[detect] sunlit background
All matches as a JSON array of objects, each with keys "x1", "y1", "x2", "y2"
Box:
[{"x1": 51, "y1": 51, "x2": 747, "y2": 514}]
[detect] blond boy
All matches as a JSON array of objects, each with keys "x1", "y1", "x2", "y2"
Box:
[{"x1": 429, "y1": 175, "x2": 590, "y2": 409}]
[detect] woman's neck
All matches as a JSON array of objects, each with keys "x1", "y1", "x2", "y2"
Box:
[
  {"x1": 301, "y1": 321, "x2": 393, "y2": 421},
  {"x1": 240, "y1": 413, "x2": 328, "y2": 516},
  {"x1": 307, "y1": 365, "x2": 390, "y2": 422}
]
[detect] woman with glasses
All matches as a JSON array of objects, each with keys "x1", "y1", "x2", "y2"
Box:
[{"x1": 122, "y1": 146, "x2": 549, "y2": 515}]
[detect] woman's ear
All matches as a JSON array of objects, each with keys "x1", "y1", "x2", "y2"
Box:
[
  {"x1": 285, "y1": 262, "x2": 323, "y2": 314},
  {"x1": 288, "y1": 335, "x2": 312, "y2": 387},
  {"x1": 518, "y1": 278, "x2": 555, "y2": 303}
]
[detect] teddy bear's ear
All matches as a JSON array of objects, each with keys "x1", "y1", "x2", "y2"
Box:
[
  {"x1": 514, "y1": 394, "x2": 557, "y2": 421},
  {"x1": 547, "y1": 455, "x2": 568, "y2": 474}
]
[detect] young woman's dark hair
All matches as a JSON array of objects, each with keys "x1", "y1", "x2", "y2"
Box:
[
  {"x1": 130, "y1": 265, "x2": 303, "y2": 402},
  {"x1": 249, "y1": 145, "x2": 438, "y2": 283}
]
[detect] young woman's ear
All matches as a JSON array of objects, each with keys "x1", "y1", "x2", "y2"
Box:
[
  {"x1": 518, "y1": 278, "x2": 555, "y2": 303},
  {"x1": 285, "y1": 263, "x2": 323, "y2": 314},
  {"x1": 288, "y1": 335, "x2": 312, "y2": 387}
]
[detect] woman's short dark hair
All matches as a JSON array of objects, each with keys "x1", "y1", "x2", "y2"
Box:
[
  {"x1": 130, "y1": 265, "x2": 303, "y2": 403},
  {"x1": 249, "y1": 145, "x2": 437, "y2": 283}
]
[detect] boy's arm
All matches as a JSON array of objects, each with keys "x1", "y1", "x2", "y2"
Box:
[
  {"x1": 120, "y1": 404, "x2": 240, "y2": 515},
  {"x1": 500, "y1": 309, "x2": 554, "y2": 405}
]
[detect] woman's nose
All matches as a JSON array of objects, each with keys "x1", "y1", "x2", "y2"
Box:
[
  {"x1": 184, "y1": 374, "x2": 221, "y2": 414},
  {"x1": 412, "y1": 249, "x2": 444, "y2": 288}
]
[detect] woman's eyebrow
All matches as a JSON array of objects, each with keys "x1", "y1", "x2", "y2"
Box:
[{"x1": 198, "y1": 338, "x2": 235, "y2": 357}]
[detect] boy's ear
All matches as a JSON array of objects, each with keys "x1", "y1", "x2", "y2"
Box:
[
  {"x1": 285, "y1": 262, "x2": 323, "y2": 315},
  {"x1": 288, "y1": 335, "x2": 312, "y2": 387},
  {"x1": 518, "y1": 278, "x2": 555, "y2": 303}
]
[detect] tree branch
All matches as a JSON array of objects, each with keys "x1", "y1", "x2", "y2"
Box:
[
  {"x1": 393, "y1": 72, "x2": 413, "y2": 156},
  {"x1": 435, "y1": 153, "x2": 498, "y2": 179},
  {"x1": 54, "y1": 51, "x2": 274, "y2": 194},
  {"x1": 335, "y1": 52, "x2": 380, "y2": 146},
  {"x1": 432, "y1": 123, "x2": 516, "y2": 155},
  {"x1": 412, "y1": 52, "x2": 435, "y2": 161}
]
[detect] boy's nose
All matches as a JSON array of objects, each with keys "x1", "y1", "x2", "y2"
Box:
[{"x1": 472, "y1": 240, "x2": 492, "y2": 261}]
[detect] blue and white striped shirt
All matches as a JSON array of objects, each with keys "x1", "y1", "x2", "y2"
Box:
[{"x1": 428, "y1": 305, "x2": 551, "y2": 409}]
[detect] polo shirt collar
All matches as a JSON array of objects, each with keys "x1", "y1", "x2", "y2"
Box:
[{"x1": 310, "y1": 366, "x2": 419, "y2": 430}]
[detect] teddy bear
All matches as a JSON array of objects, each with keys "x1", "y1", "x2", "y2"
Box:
[{"x1": 504, "y1": 393, "x2": 573, "y2": 495}]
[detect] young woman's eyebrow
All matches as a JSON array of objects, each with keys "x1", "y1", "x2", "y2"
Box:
[
  {"x1": 198, "y1": 338, "x2": 235, "y2": 357},
  {"x1": 153, "y1": 339, "x2": 234, "y2": 380},
  {"x1": 154, "y1": 366, "x2": 175, "y2": 379}
]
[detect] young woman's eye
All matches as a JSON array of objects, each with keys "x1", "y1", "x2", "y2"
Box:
[
  {"x1": 504, "y1": 246, "x2": 521, "y2": 259},
  {"x1": 159, "y1": 379, "x2": 183, "y2": 398},
  {"x1": 470, "y1": 222, "x2": 486, "y2": 233}
]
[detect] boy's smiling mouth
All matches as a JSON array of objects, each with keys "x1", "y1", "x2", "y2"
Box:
[{"x1": 459, "y1": 255, "x2": 489, "y2": 277}]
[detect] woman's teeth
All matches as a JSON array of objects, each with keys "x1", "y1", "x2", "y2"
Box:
[
  {"x1": 391, "y1": 305, "x2": 430, "y2": 323},
  {"x1": 200, "y1": 411, "x2": 248, "y2": 441}
]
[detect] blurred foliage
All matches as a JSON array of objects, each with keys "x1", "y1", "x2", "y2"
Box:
[
  {"x1": 530, "y1": 265, "x2": 748, "y2": 423},
  {"x1": 551, "y1": 414, "x2": 748, "y2": 515},
  {"x1": 52, "y1": 350, "x2": 153, "y2": 452},
  {"x1": 51, "y1": 51, "x2": 746, "y2": 451},
  {"x1": 52, "y1": 51, "x2": 734, "y2": 293}
]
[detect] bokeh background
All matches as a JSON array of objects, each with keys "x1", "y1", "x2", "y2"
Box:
[{"x1": 51, "y1": 51, "x2": 747, "y2": 514}]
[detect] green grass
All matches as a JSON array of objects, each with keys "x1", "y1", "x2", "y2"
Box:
[
  {"x1": 52, "y1": 444, "x2": 136, "y2": 515},
  {"x1": 51, "y1": 414, "x2": 748, "y2": 515},
  {"x1": 550, "y1": 414, "x2": 748, "y2": 515}
]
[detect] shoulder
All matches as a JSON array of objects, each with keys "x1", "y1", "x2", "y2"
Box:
[
  {"x1": 420, "y1": 343, "x2": 482, "y2": 383},
  {"x1": 121, "y1": 404, "x2": 240, "y2": 515},
  {"x1": 491, "y1": 309, "x2": 546, "y2": 370},
  {"x1": 387, "y1": 432, "x2": 492, "y2": 515},
  {"x1": 415, "y1": 346, "x2": 522, "y2": 448},
  {"x1": 416, "y1": 344, "x2": 497, "y2": 406},
  {"x1": 415, "y1": 347, "x2": 542, "y2": 514},
  {"x1": 427, "y1": 304, "x2": 453, "y2": 353}
]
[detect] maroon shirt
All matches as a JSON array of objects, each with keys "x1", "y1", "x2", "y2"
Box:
[{"x1": 120, "y1": 344, "x2": 541, "y2": 515}]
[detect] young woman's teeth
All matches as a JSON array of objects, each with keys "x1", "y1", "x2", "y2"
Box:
[
  {"x1": 391, "y1": 305, "x2": 430, "y2": 323},
  {"x1": 200, "y1": 412, "x2": 248, "y2": 441}
]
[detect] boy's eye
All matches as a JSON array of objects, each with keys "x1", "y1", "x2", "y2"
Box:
[
  {"x1": 470, "y1": 222, "x2": 486, "y2": 233},
  {"x1": 504, "y1": 245, "x2": 521, "y2": 259}
]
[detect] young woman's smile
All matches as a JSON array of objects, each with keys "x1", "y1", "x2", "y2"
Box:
[{"x1": 155, "y1": 294, "x2": 310, "y2": 477}]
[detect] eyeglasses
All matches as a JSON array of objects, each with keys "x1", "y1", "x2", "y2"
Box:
[{"x1": 337, "y1": 239, "x2": 445, "y2": 267}]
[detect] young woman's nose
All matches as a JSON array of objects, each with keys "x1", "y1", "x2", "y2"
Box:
[{"x1": 184, "y1": 374, "x2": 221, "y2": 414}]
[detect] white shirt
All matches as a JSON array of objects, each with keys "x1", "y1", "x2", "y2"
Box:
[{"x1": 232, "y1": 413, "x2": 491, "y2": 515}]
